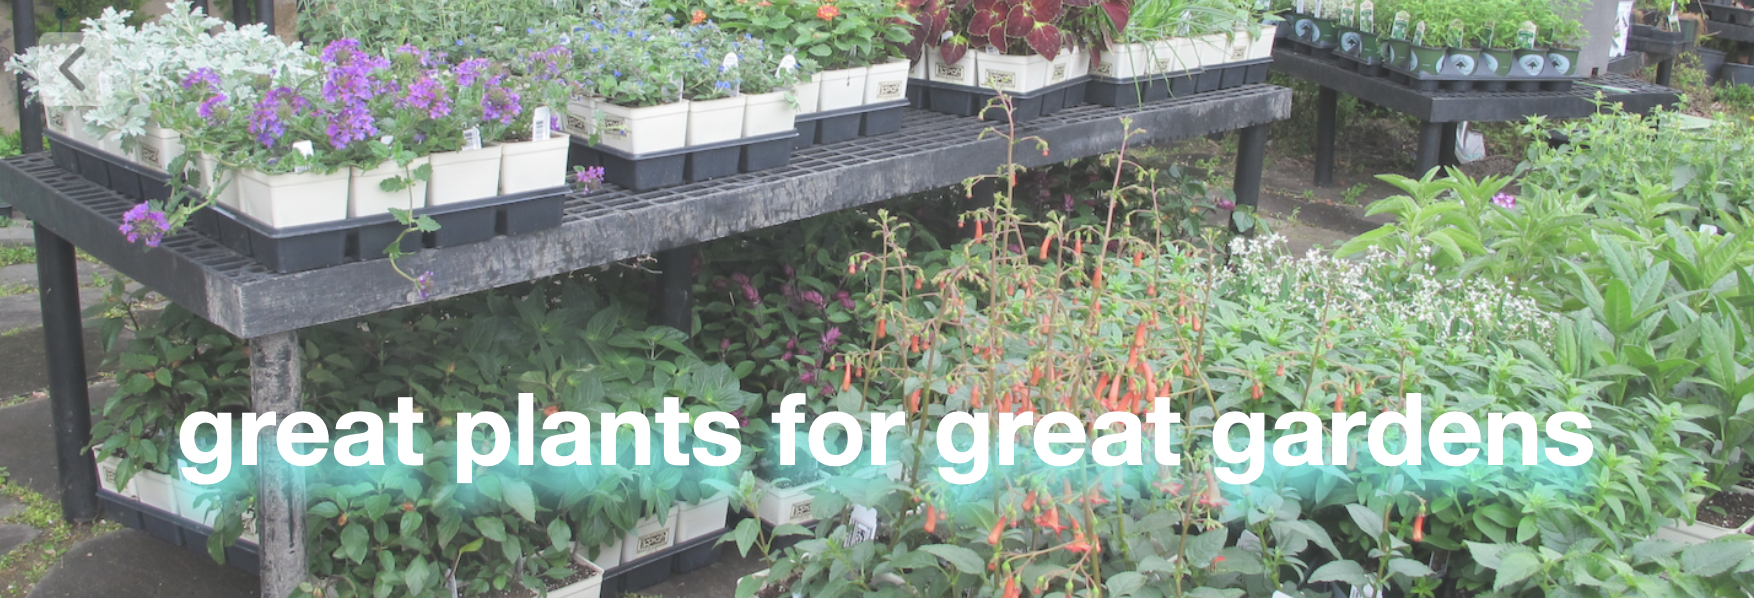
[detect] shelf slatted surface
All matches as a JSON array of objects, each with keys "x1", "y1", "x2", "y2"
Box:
[{"x1": 0, "y1": 85, "x2": 1290, "y2": 339}]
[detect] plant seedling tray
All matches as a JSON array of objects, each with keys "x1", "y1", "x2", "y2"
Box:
[
  {"x1": 46, "y1": 130, "x2": 174, "y2": 204},
  {"x1": 907, "y1": 77, "x2": 1088, "y2": 123},
  {"x1": 568, "y1": 130, "x2": 799, "y2": 191},
  {"x1": 1196, "y1": 58, "x2": 1272, "y2": 94},
  {"x1": 1084, "y1": 69, "x2": 1200, "y2": 107},
  {"x1": 792, "y1": 99, "x2": 911, "y2": 148},
  {"x1": 196, "y1": 185, "x2": 566, "y2": 274},
  {"x1": 1379, "y1": 59, "x2": 1579, "y2": 93},
  {"x1": 1705, "y1": 3, "x2": 1754, "y2": 26},
  {"x1": 1628, "y1": 25, "x2": 1693, "y2": 56},
  {"x1": 97, "y1": 490, "x2": 261, "y2": 576},
  {"x1": 599, "y1": 527, "x2": 726, "y2": 595}
]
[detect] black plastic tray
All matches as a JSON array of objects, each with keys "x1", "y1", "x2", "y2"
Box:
[
  {"x1": 1380, "y1": 58, "x2": 1579, "y2": 93},
  {"x1": 602, "y1": 528, "x2": 727, "y2": 595},
  {"x1": 792, "y1": 99, "x2": 911, "y2": 148},
  {"x1": 197, "y1": 185, "x2": 566, "y2": 274},
  {"x1": 98, "y1": 490, "x2": 260, "y2": 576},
  {"x1": 1705, "y1": 3, "x2": 1754, "y2": 26},
  {"x1": 1084, "y1": 69, "x2": 1200, "y2": 107},
  {"x1": 569, "y1": 129, "x2": 800, "y2": 191},
  {"x1": 46, "y1": 130, "x2": 174, "y2": 204},
  {"x1": 907, "y1": 77, "x2": 1088, "y2": 122}
]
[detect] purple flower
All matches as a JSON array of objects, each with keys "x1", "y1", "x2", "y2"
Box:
[
  {"x1": 571, "y1": 166, "x2": 605, "y2": 192},
  {"x1": 1217, "y1": 198, "x2": 1237, "y2": 211},
  {"x1": 398, "y1": 72, "x2": 452, "y2": 119},
  {"x1": 416, "y1": 271, "x2": 436, "y2": 300},
  {"x1": 821, "y1": 327, "x2": 842, "y2": 347},
  {"x1": 325, "y1": 104, "x2": 378, "y2": 149},
  {"x1": 452, "y1": 58, "x2": 491, "y2": 87},
  {"x1": 719, "y1": 338, "x2": 731, "y2": 353},
  {"x1": 799, "y1": 369, "x2": 817, "y2": 385},
  {"x1": 320, "y1": 39, "x2": 390, "y2": 104},
  {"x1": 119, "y1": 203, "x2": 169, "y2": 247},
  {"x1": 782, "y1": 263, "x2": 795, "y2": 279},
  {"x1": 197, "y1": 94, "x2": 228, "y2": 122},
  {"x1": 835, "y1": 290, "x2": 854, "y2": 311},
  {"x1": 182, "y1": 68, "x2": 221, "y2": 92},
  {"x1": 730, "y1": 408, "x2": 748, "y2": 427},
  {"x1": 249, "y1": 87, "x2": 310, "y2": 147},
  {"x1": 800, "y1": 290, "x2": 826, "y2": 310},
  {"x1": 1492, "y1": 193, "x2": 1517, "y2": 209},
  {"x1": 481, "y1": 82, "x2": 522, "y2": 125}
]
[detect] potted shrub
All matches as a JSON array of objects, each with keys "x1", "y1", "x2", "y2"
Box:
[
  {"x1": 1440, "y1": 19, "x2": 1483, "y2": 75},
  {"x1": 1543, "y1": 15, "x2": 1586, "y2": 76},
  {"x1": 1408, "y1": 21, "x2": 1447, "y2": 75}
]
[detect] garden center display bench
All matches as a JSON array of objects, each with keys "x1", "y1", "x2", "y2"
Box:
[
  {"x1": 2, "y1": 86, "x2": 1290, "y2": 598},
  {"x1": 1271, "y1": 48, "x2": 1681, "y2": 185}
]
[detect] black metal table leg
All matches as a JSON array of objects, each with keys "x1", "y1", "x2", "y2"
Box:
[
  {"x1": 1414, "y1": 121, "x2": 1443, "y2": 177},
  {"x1": 14, "y1": 0, "x2": 42, "y2": 156},
  {"x1": 657, "y1": 248, "x2": 693, "y2": 334},
  {"x1": 1314, "y1": 86, "x2": 1339, "y2": 187},
  {"x1": 36, "y1": 224, "x2": 98, "y2": 523},
  {"x1": 231, "y1": 0, "x2": 250, "y2": 26},
  {"x1": 256, "y1": 0, "x2": 275, "y2": 31},
  {"x1": 251, "y1": 332, "x2": 306, "y2": 598},
  {"x1": 1233, "y1": 123, "x2": 1268, "y2": 210},
  {"x1": 1438, "y1": 122, "x2": 1459, "y2": 169}
]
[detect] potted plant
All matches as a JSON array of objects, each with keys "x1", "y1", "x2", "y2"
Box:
[
  {"x1": 966, "y1": 0, "x2": 1076, "y2": 94},
  {"x1": 682, "y1": 24, "x2": 751, "y2": 147},
  {"x1": 498, "y1": 46, "x2": 574, "y2": 194},
  {"x1": 573, "y1": 15, "x2": 691, "y2": 155},
  {"x1": 1480, "y1": 20, "x2": 1518, "y2": 76},
  {"x1": 1655, "y1": 486, "x2": 1754, "y2": 545},
  {"x1": 1382, "y1": 9, "x2": 1414, "y2": 69},
  {"x1": 1543, "y1": 13, "x2": 1587, "y2": 76},
  {"x1": 1407, "y1": 20, "x2": 1447, "y2": 75},
  {"x1": 1512, "y1": 20, "x2": 1549, "y2": 76},
  {"x1": 741, "y1": 45, "x2": 811, "y2": 138},
  {"x1": 1440, "y1": 19, "x2": 1482, "y2": 75}
]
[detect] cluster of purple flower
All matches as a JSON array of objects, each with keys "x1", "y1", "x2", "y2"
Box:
[
  {"x1": 320, "y1": 39, "x2": 392, "y2": 149},
  {"x1": 119, "y1": 203, "x2": 170, "y2": 248},
  {"x1": 248, "y1": 86, "x2": 311, "y2": 147}
]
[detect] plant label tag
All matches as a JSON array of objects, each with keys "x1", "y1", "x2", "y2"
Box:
[
  {"x1": 722, "y1": 52, "x2": 739, "y2": 71},
  {"x1": 1314, "y1": 0, "x2": 1325, "y2": 19},
  {"x1": 1296, "y1": 0, "x2": 1305, "y2": 14},
  {"x1": 1341, "y1": 1, "x2": 1355, "y2": 28},
  {"x1": 1449, "y1": 19, "x2": 1464, "y2": 45},
  {"x1": 531, "y1": 107, "x2": 552, "y2": 141},
  {"x1": 984, "y1": 45, "x2": 1000, "y2": 54},
  {"x1": 1347, "y1": 585, "x2": 1380, "y2": 598},
  {"x1": 1360, "y1": 1, "x2": 1375, "y2": 34},
  {"x1": 849, "y1": 504, "x2": 878, "y2": 544},
  {"x1": 1391, "y1": 11, "x2": 1409, "y2": 40},
  {"x1": 1517, "y1": 21, "x2": 1538, "y2": 49},
  {"x1": 292, "y1": 140, "x2": 313, "y2": 173},
  {"x1": 463, "y1": 126, "x2": 482, "y2": 151},
  {"x1": 1178, "y1": 10, "x2": 1192, "y2": 35},
  {"x1": 1413, "y1": 21, "x2": 1427, "y2": 46},
  {"x1": 778, "y1": 54, "x2": 798, "y2": 76},
  {"x1": 1255, "y1": 0, "x2": 1270, "y2": 10},
  {"x1": 1484, "y1": 22, "x2": 1497, "y2": 48},
  {"x1": 379, "y1": 135, "x2": 394, "y2": 146},
  {"x1": 1669, "y1": 1, "x2": 1680, "y2": 28},
  {"x1": 1701, "y1": 224, "x2": 1720, "y2": 235}
]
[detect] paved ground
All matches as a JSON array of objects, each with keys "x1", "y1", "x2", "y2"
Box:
[{"x1": 0, "y1": 144, "x2": 1387, "y2": 596}]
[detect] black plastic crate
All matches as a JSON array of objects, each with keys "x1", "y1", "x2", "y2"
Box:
[
  {"x1": 570, "y1": 130, "x2": 799, "y2": 191},
  {"x1": 909, "y1": 79, "x2": 1086, "y2": 123},
  {"x1": 673, "y1": 540, "x2": 722, "y2": 573},
  {"x1": 617, "y1": 553, "x2": 674, "y2": 593},
  {"x1": 97, "y1": 490, "x2": 260, "y2": 576}
]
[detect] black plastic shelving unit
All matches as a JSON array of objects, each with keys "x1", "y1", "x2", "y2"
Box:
[
  {"x1": 1271, "y1": 47, "x2": 1681, "y2": 185},
  {"x1": 5, "y1": 87, "x2": 1291, "y2": 598}
]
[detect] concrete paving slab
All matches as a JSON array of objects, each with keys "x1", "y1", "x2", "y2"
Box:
[
  {"x1": 0, "y1": 287, "x2": 115, "y2": 339},
  {"x1": 0, "y1": 323, "x2": 116, "y2": 400},
  {"x1": 0, "y1": 384, "x2": 114, "y2": 500},
  {"x1": 0, "y1": 222, "x2": 31, "y2": 248},
  {"x1": 25, "y1": 530, "x2": 259, "y2": 598},
  {"x1": 0, "y1": 496, "x2": 25, "y2": 519},
  {"x1": 0, "y1": 523, "x2": 41, "y2": 557},
  {"x1": 0, "y1": 262, "x2": 105, "y2": 291}
]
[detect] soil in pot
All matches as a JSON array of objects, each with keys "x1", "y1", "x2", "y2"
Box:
[
  {"x1": 1697, "y1": 489, "x2": 1754, "y2": 528},
  {"x1": 1739, "y1": 462, "x2": 1754, "y2": 490},
  {"x1": 478, "y1": 560, "x2": 601, "y2": 598}
]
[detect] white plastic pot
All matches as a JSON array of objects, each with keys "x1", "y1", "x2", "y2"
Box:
[
  {"x1": 1093, "y1": 42, "x2": 1156, "y2": 79},
  {"x1": 818, "y1": 67, "x2": 869, "y2": 111},
  {"x1": 1049, "y1": 50, "x2": 1074, "y2": 85},
  {"x1": 198, "y1": 154, "x2": 242, "y2": 212},
  {"x1": 1194, "y1": 32, "x2": 1238, "y2": 68},
  {"x1": 595, "y1": 100, "x2": 690, "y2": 155},
  {"x1": 97, "y1": 132, "x2": 130, "y2": 162},
  {"x1": 426, "y1": 145, "x2": 503, "y2": 206},
  {"x1": 135, "y1": 125, "x2": 184, "y2": 173},
  {"x1": 172, "y1": 477, "x2": 218, "y2": 527},
  {"x1": 755, "y1": 477, "x2": 824, "y2": 526},
  {"x1": 564, "y1": 98, "x2": 596, "y2": 137},
  {"x1": 48, "y1": 107, "x2": 95, "y2": 144},
  {"x1": 1152, "y1": 37, "x2": 1202, "y2": 74},
  {"x1": 1247, "y1": 24, "x2": 1279, "y2": 60},
  {"x1": 743, "y1": 91, "x2": 799, "y2": 138},
  {"x1": 928, "y1": 48, "x2": 979, "y2": 86},
  {"x1": 349, "y1": 156, "x2": 431, "y2": 218},
  {"x1": 133, "y1": 470, "x2": 178, "y2": 514},
  {"x1": 622, "y1": 505, "x2": 681, "y2": 562},
  {"x1": 237, "y1": 167, "x2": 351, "y2": 228},
  {"x1": 687, "y1": 95, "x2": 748, "y2": 146},
  {"x1": 546, "y1": 555, "x2": 606, "y2": 598},
  {"x1": 910, "y1": 57, "x2": 927, "y2": 79},
  {"x1": 675, "y1": 493, "x2": 731, "y2": 542},
  {"x1": 574, "y1": 536, "x2": 624, "y2": 570},
  {"x1": 94, "y1": 451, "x2": 138, "y2": 499},
  {"x1": 1067, "y1": 45, "x2": 1092, "y2": 80},
  {"x1": 977, "y1": 52, "x2": 1055, "y2": 93},
  {"x1": 864, "y1": 59, "x2": 911, "y2": 104},
  {"x1": 499, "y1": 132, "x2": 570, "y2": 194},
  {"x1": 793, "y1": 74, "x2": 823, "y2": 115},
  {"x1": 1654, "y1": 487, "x2": 1754, "y2": 545}
]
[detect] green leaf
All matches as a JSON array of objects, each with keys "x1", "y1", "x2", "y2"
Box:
[
  {"x1": 405, "y1": 555, "x2": 430, "y2": 594},
  {"x1": 1494, "y1": 551, "x2": 1543, "y2": 591},
  {"x1": 502, "y1": 479, "x2": 537, "y2": 523},
  {"x1": 1681, "y1": 539, "x2": 1754, "y2": 577},
  {"x1": 1308, "y1": 559, "x2": 1368, "y2": 588},
  {"x1": 547, "y1": 517, "x2": 571, "y2": 549},
  {"x1": 475, "y1": 517, "x2": 506, "y2": 542},
  {"x1": 1345, "y1": 504, "x2": 1385, "y2": 539},
  {"x1": 341, "y1": 522, "x2": 369, "y2": 564},
  {"x1": 1389, "y1": 557, "x2": 1434, "y2": 578},
  {"x1": 1106, "y1": 571, "x2": 1146, "y2": 596},
  {"x1": 919, "y1": 544, "x2": 984, "y2": 574}
]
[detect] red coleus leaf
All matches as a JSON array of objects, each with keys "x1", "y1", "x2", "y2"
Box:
[
  {"x1": 973, "y1": 0, "x2": 1000, "y2": 12},
  {"x1": 901, "y1": 29, "x2": 925, "y2": 61},
  {"x1": 968, "y1": 33, "x2": 991, "y2": 50},
  {"x1": 1025, "y1": 23, "x2": 1064, "y2": 60},
  {"x1": 1063, "y1": 0, "x2": 1099, "y2": 6},
  {"x1": 1005, "y1": 4, "x2": 1033, "y2": 38},
  {"x1": 1100, "y1": 0, "x2": 1130, "y2": 34},
  {"x1": 1031, "y1": 0, "x2": 1063, "y2": 22},
  {"x1": 970, "y1": 9, "x2": 1004, "y2": 42},
  {"x1": 926, "y1": 5, "x2": 951, "y2": 41},
  {"x1": 940, "y1": 38, "x2": 968, "y2": 64}
]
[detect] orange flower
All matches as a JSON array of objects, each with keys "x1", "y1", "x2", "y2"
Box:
[
  {"x1": 691, "y1": 9, "x2": 706, "y2": 24},
  {"x1": 758, "y1": 0, "x2": 771, "y2": 5},
  {"x1": 817, "y1": 4, "x2": 840, "y2": 20}
]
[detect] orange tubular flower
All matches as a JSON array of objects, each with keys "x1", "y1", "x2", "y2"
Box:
[
  {"x1": 924, "y1": 505, "x2": 938, "y2": 534},
  {"x1": 988, "y1": 517, "x2": 1006, "y2": 545},
  {"x1": 691, "y1": 9, "x2": 706, "y2": 23},
  {"x1": 817, "y1": 4, "x2": 840, "y2": 20}
]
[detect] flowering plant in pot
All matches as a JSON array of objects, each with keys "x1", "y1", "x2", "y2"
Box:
[
  {"x1": 568, "y1": 14, "x2": 692, "y2": 154},
  {"x1": 495, "y1": 44, "x2": 575, "y2": 194},
  {"x1": 678, "y1": 22, "x2": 752, "y2": 146},
  {"x1": 739, "y1": 42, "x2": 812, "y2": 136}
]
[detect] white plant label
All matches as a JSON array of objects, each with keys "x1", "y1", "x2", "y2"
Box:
[
  {"x1": 1518, "y1": 21, "x2": 1538, "y2": 49},
  {"x1": 292, "y1": 140, "x2": 313, "y2": 173},
  {"x1": 722, "y1": 52, "x2": 739, "y2": 70},
  {"x1": 850, "y1": 504, "x2": 878, "y2": 544},
  {"x1": 1296, "y1": 0, "x2": 1306, "y2": 14},
  {"x1": 1341, "y1": 1, "x2": 1356, "y2": 27},
  {"x1": 1361, "y1": 1, "x2": 1375, "y2": 34},
  {"x1": 1392, "y1": 11, "x2": 1410, "y2": 40},
  {"x1": 1413, "y1": 21, "x2": 1427, "y2": 46},
  {"x1": 531, "y1": 107, "x2": 551, "y2": 141},
  {"x1": 463, "y1": 126, "x2": 483, "y2": 151}
]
